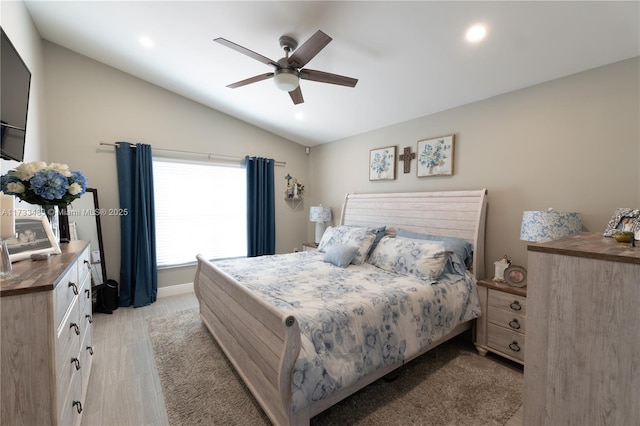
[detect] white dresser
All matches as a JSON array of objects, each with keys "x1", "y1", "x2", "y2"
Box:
[
  {"x1": 524, "y1": 233, "x2": 640, "y2": 424},
  {"x1": 1, "y1": 241, "x2": 93, "y2": 425}
]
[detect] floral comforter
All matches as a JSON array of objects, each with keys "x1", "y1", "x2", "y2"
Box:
[{"x1": 213, "y1": 250, "x2": 481, "y2": 413}]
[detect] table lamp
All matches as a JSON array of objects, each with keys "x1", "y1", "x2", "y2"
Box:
[
  {"x1": 310, "y1": 205, "x2": 332, "y2": 244},
  {"x1": 520, "y1": 209, "x2": 582, "y2": 243}
]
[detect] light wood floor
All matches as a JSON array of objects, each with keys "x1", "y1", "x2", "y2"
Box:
[
  {"x1": 81, "y1": 291, "x2": 523, "y2": 426},
  {"x1": 81, "y1": 292, "x2": 198, "y2": 426}
]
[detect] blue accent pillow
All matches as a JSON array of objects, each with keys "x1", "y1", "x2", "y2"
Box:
[
  {"x1": 396, "y1": 229, "x2": 474, "y2": 276},
  {"x1": 323, "y1": 244, "x2": 358, "y2": 268}
]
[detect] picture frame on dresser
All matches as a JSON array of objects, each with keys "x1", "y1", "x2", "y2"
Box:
[
  {"x1": 5, "y1": 213, "x2": 61, "y2": 262},
  {"x1": 603, "y1": 207, "x2": 640, "y2": 237}
]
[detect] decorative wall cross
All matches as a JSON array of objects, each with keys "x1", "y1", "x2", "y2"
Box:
[{"x1": 399, "y1": 146, "x2": 416, "y2": 173}]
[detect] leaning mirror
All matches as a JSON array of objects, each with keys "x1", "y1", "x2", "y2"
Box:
[{"x1": 66, "y1": 188, "x2": 107, "y2": 288}]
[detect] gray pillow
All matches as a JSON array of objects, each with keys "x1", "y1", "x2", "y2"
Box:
[{"x1": 323, "y1": 244, "x2": 358, "y2": 268}]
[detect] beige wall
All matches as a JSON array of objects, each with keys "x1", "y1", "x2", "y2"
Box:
[
  {"x1": 310, "y1": 57, "x2": 640, "y2": 275},
  {"x1": 43, "y1": 42, "x2": 311, "y2": 288},
  {"x1": 6, "y1": 0, "x2": 639, "y2": 288}
]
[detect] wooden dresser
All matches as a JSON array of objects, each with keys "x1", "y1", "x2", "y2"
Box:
[
  {"x1": 524, "y1": 233, "x2": 639, "y2": 424},
  {"x1": 1, "y1": 241, "x2": 94, "y2": 426}
]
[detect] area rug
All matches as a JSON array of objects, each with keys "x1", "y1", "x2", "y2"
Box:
[{"x1": 148, "y1": 309, "x2": 523, "y2": 425}]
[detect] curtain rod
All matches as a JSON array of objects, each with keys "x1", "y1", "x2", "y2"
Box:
[{"x1": 98, "y1": 142, "x2": 286, "y2": 166}]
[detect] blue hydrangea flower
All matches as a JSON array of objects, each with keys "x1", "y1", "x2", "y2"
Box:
[
  {"x1": 69, "y1": 170, "x2": 88, "y2": 196},
  {"x1": 30, "y1": 169, "x2": 69, "y2": 200}
]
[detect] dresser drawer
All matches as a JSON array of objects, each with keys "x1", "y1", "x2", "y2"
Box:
[
  {"x1": 488, "y1": 288, "x2": 526, "y2": 316},
  {"x1": 77, "y1": 247, "x2": 91, "y2": 285},
  {"x1": 56, "y1": 295, "x2": 81, "y2": 374},
  {"x1": 54, "y1": 262, "x2": 80, "y2": 329},
  {"x1": 56, "y1": 341, "x2": 82, "y2": 419},
  {"x1": 79, "y1": 272, "x2": 92, "y2": 321},
  {"x1": 487, "y1": 308, "x2": 526, "y2": 334},
  {"x1": 487, "y1": 323, "x2": 525, "y2": 362},
  {"x1": 58, "y1": 366, "x2": 83, "y2": 426}
]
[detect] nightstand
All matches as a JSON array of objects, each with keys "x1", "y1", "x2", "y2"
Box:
[
  {"x1": 302, "y1": 242, "x2": 318, "y2": 251},
  {"x1": 474, "y1": 278, "x2": 526, "y2": 365}
]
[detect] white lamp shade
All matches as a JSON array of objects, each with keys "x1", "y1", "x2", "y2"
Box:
[
  {"x1": 520, "y1": 210, "x2": 582, "y2": 242},
  {"x1": 310, "y1": 206, "x2": 332, "y2": 223},
  {"x1": 273, "y1": 71, "x2": 299, "y2": 92}
]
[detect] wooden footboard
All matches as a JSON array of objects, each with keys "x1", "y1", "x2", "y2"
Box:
[{"x1": 194, "y1": 255, "x2": 302, "y2": 425}]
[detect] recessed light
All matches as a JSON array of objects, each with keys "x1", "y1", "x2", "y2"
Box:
[
  {"x1": 465, "y1": 24, "x2": 487, "y2": 43},
  {"x1": 295, "y1": 112, "x2": 304, "y2": 120},
  {"x1": 139, "y1": 35, "x2": 154, "y2": 48}
]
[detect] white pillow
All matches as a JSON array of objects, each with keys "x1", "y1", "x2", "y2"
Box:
[
  {"x1": 317, "y1": 225, "x2": 376, "y2": 265},
  {"x1": 367, "y1": 236, "x2": 448, "y2": 280}
]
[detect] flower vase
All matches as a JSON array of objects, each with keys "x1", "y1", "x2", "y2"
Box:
[{"x1": 42, "y1": 205, "x2": 60, "y2": 242}]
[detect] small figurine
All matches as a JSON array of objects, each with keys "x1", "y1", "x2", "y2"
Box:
[{"x1": 494, "y1": 254, "x2": 511, "y2": 282}]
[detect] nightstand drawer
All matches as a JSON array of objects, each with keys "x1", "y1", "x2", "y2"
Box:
[
  {"x1": 487, "y1": 323, "x2": 525, "y2": 362},
  {"x1": 488, "y1": 288, "x2": 526, "y2": 316},
  {"x1": 487, "y1": 308, "x2": 526, "y2": 334}
]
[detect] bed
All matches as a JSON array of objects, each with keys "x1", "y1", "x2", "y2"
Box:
[{"x1": 194, "y1": 189, "x2": 488, "y2": 425}]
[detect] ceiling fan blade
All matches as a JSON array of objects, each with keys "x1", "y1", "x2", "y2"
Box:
[
  {"x1": 214, "y1": 38, "x2": 279, "y2": 68},
  {"x1": 289, "y1": 86, "x2": 304, "y2": 105},
  {"x1": 288, "y1": 30, "x2": 332, "y2": 68},
  {"x1": 299, "y1": 69, "x2": 358, "y2": 87},
  {"x1": 226, "y1": 73, "x2": 274, "y2": 89}
]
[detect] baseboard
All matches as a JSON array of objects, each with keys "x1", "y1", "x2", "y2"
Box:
[{"x1": 157, "y1": 282, "x2": 194, "y2": 298}]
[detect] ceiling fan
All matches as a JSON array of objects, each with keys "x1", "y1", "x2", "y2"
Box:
[{"x1": 214, "y1": 30, "x2": 358, "y2": 105}]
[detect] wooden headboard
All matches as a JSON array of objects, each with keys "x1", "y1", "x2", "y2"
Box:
[{"x1": 340, "y1": 189, "x2": 488, "y2": 279}]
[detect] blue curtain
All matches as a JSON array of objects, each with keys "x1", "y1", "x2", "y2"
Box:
[
  {"x1": 116, "y1": 142, "x2": 157, "y2": 307},
  {"x1": 245, "y1": 156, "x2": 275, "y2": 257}
]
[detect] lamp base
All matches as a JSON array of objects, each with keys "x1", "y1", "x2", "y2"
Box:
[{"x1": 315, "y1": 222, "x2": 327, "y2": 244}]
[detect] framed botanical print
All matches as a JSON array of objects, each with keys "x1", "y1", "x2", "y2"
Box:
[
  {"x1": 369, "y1": 146, "x2": 397, "y2": 181},
  {"x1": 417, "y1": 134, "x2": 455, "y2": 177}
]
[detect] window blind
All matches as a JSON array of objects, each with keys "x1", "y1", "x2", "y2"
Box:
[{"x1": 153, "y1": 158, "x2": 247, "y2": 267}]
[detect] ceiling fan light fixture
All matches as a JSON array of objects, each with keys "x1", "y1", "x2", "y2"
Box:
[{"x1": 274, "y1": 69, "x2": 299, "y2": 91}]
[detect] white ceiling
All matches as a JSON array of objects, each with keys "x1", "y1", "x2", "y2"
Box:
[{"x1": 24, "y1": 1, "x2": 640, "y2": 147}]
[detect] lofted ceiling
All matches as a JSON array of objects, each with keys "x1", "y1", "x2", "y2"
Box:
[{"x1": 23, "y1": 1, "x2": 640, "y2": 147}]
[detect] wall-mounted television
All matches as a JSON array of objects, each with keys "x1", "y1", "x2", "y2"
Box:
[{"x1": 1, "y1": 27, "x2": 31, "y2": 162}]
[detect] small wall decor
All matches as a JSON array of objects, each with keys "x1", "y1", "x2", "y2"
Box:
[
  {"x1": 417, "y1": 134, "x2": 455, "y2": 177},
  {"x1": 603, "y1": 207, "x2": 640, "y2": 238},
  {"x1": 398, "y1": 146, "x2": 416, "y2": 173},
  {"x1": 369, "y1": 146, "x2": 397, "y2": 181}
]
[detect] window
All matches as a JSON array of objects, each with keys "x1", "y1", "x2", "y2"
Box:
[{"x1": 153, "y1": 158, "x2": 246, "y2": 268}]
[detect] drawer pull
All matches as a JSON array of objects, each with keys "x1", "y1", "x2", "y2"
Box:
[
  {"x1": 87, "y1": 346, "x2": 94, "y2": 356},
  {"x1": 71, "y1": 357, "x2": 81, "y2": 370},
  {"x1": 73, "y1": 401, "x2": 83, "y2": 414},
  {"x1": 85, "y1": 288, "x2": 91, "y2": 299},
  {"x1": 70, "y1": 323, "x2": 80, "y2": 335},
  {"x1": 509, "y1": 341, "x2": 521, "y2": 352},
  {"x1": 86, "y1": 314, "x2": 93, "y2": 324},
  {"x1": 509, "y1": 300, "x2": 522, "y2": 311},
  {"x1": 508, "y1": 319, "x2": 521, "y2": 330},
  {"x1": 84, "y1": 259, "x2": 90, "y2": 268},
  {"x1": 68, "y1": 282, "x2": 78, "y2": 295}
]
